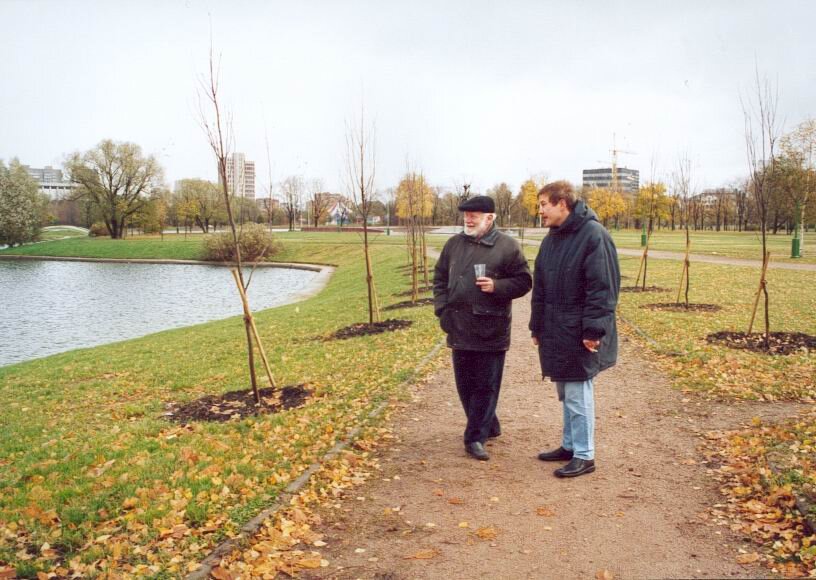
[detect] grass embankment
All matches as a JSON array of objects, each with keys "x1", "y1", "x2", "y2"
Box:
[
  {"x1": 525, "y1": 229, "x2": 816, "y2": 264},
  {"x1": 0, "y1": 233, "x2": 441, "y2": 577}
]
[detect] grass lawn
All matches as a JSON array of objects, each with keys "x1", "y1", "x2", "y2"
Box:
[
  {"x1": 38, "y1": 227, "x2": 88, "y2": 242},
  {"x1": 526, "y1": 229, "x2": 816, "y2": 264},
  {"x1": 0, "y1": 234, "x2": 442, "y2": 577}
]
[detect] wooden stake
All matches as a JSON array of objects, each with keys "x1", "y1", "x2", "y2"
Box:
[
  {"x1": 232, "y1": 269, "x2": 278, "y2": 392},
  {"x1": 747, "y1": 251, "x2": 770, "y2": 335}
]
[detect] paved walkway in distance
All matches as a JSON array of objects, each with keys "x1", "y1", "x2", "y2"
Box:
[
  {"x1": 300, "y1": 295, "x2": 790, "y2": 579},
  {"x1": 614, "y1": 247, "x2": 816, "y2": 271}
]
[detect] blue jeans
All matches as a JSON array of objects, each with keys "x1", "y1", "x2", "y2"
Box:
[
  {"x1": 556, "y1": 379, "x2": 595, "y2": 460},
  {"x1": 452, "y1": 350, "x2": 505, "y2": 444}
]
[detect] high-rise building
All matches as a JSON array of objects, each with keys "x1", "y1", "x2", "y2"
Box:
[
  {"x1": 224, "y1": 153, "x2": 256, "y2": 200},
  {"x1": 582, "y1": 167, "x2": 639, "y2": 194},
  {"x1": 24, "y1": 165, "x2": 77, "y2": 198}
]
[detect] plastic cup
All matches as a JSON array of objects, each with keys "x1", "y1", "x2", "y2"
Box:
[{"x1": 474, "y1": 264, "x2": 486, "y2": 278}]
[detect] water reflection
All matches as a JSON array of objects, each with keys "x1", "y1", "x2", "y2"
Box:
[{"x1": 0, "y1": 260, "x2": 318, "y2": 366}]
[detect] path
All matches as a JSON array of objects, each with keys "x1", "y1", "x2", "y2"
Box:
[{"x1": 299, "y1": 295, "x2": 793, "y2": 579}]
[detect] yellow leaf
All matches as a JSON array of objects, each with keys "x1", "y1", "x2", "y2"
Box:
[
  {"x1": 595, "y1": 570, "x2": 614, "y2": 580},
  {"x1": 536, "y1": 506, "x2": 555, "y2": 517},
  {"x1": 475, "y1": 526, "x2": 497, "y2": 540},
  {"x1": 404, "y1": 549, "x2": 439, "y2": 560},
  {"x1": 736, "y1": 552, "x2": 760, "y2": 564},
  {"x1": 296, "y1": 557, "x2": 323, "y2": 569}
]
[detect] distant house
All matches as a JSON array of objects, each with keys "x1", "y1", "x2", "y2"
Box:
[{"x1": 327, "y1": 198, "x2": 353, "y2": 225}]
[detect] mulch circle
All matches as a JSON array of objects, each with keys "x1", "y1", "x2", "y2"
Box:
[
  {"x1": 329, "y1": 319, "x2": 413, "y2": 340},
  {"x1": 384, "y1": 298, "x2": 434, "y2": 311},
  {"x1": 394, "y1": 286, "x2": 433, "y2": 297},
  {"x1": 165, "y1": 384, "x2": 311, "y2": 424},
  {"x1": 706, "y1": 331, "x2": 816, "y2": 355},
  {"x1": 640, "y1": 303, "x2": 723, "y2": 312},
  {"x1": 620, "y1": 285, "x2": 671, "y2": 293}
]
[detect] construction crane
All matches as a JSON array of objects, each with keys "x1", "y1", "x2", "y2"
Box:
[{"x1": 610, "y1": 133, "x2": 636, "y2": 194}]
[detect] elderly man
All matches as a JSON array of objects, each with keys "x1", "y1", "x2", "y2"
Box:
[
  {"x1": 530, "y1": 181, "x2": 620, "y2": 478},
  {"x1": 433, "y1": 195, "x2": 532, "y2": 461}
]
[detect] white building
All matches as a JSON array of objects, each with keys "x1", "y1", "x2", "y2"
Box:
[
  {"x1": 224, "y1": 153, "x2": 256, "y2": 201},
  {"x1": 24, "y1": 165, "x2": 77, "y2": 198}
]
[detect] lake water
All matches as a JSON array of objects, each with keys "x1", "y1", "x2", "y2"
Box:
[{"x1": 0, "y1": 260, "x2": 319, "y2": 367}]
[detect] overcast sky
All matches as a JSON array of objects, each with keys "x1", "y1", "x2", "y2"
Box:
[{"x1": 2, "y1": 0, "x2": 815, "y2": 196}]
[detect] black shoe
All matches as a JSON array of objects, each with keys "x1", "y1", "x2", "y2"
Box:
[
  {"x1": 537, "y1": 446, "x2": 573, "y2": 462},
  {"x1": 465, "y1": 441, "x2": 489, "y2": 461},
  {"x1": 554, "y1": 458, "x2": 595, "y2": 478}
]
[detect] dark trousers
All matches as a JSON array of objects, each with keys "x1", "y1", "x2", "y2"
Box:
[{"x1": 451, "y1": 349, "x2": 505, "y2": 444}]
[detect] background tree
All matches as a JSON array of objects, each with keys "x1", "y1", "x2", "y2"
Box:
[
  {"x1": 175, "y1": 178, "x2": 223, "y2": 233},
  {"x1": 673, "y1": 156, "x2": 694, "y2": 307},
  {"x1": 0, "y1": 159, "x2": 48, "y2": 247},
  {"x1": 488, "y1": 182, "x2": 514, "y2": 227},
  {"x1": 634, "y1": 180, "x2": 669, "y2": 289},
  {"x1": 780, "y1": 118, "x2": 815, "y2": 252},
  {"x1": 66, "y1": 140, "x2": 163, "y2": 239},
  {"x1": 308, "y1": 180, "x2": 332, "y2": 227},
  {"x1": 742, "y1": 70, "x2": 780, "y2": 347},
  {"x1": 280, "y1": 175, "x2": 303, "y2": 232},
  {"x1": 518, "y1": 178, "x2": 542, "y2": 227},
  {"x1": 345, "y1": 106, "x2": 380, "y2": 323},
  {"x1": 588, "y1": 187, "x2": 626, "y2": 228}
]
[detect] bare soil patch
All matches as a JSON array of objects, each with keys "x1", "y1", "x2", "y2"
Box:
[
  {"x1": 620, "y1": 285, "x2": 671, "y2": 293},
  {"x1": 330, "y1": 319, "x2": 413, "y2": 340},
  {"x1": 706, "y1": 331, "x2": 816, "y2": 355},
  {"x1": 383, "y1": 298, "x2": 434, "y2": 311},
  {"x1": 641, "y1": 302, "x2": 723, "y2": 313},
  {"x1": 165, "y1": 384, "x2": 310, "y2": 424}
]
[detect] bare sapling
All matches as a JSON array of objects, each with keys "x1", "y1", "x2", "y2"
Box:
[
  {"x1": 199, "y1": 47, "x2": 276, "y2": 404},
  {"x1": 345, "y1": 104, "x2": 381, "y2": 323}
]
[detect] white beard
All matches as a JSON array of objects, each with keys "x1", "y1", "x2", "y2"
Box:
[{"x1": 464, "y1": 220, "x2": 490, "y2": 238}]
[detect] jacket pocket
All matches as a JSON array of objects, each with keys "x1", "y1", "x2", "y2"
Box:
[{"x1": 439, "y1": 308, "x2": 454, "y2": 334}]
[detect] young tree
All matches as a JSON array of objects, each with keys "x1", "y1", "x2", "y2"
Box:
[
  {"x1": 0, "y1": 159, "x2": 48, "y2": 247},
  {"x1": 345, "y1": 106, "x2": 381, "y2": 323},
  {"x1": 66, "y1": 140, "x2": 163, "y2": 239},
  {"x1": 742, "y1": 70, "x2": 780, "y2": 347},
  {"x1": 199, "y1": 48, "x2": 276, "y2": 403},
  {"x1": 673, "y1": 156, "x2": 694, "y2": 307},
  {"x1": 396, "y1": 171, "x2": 434, "y2": 301},
  {"x1": 634, "y1": 181, "x2": 669, "y2": 289}
]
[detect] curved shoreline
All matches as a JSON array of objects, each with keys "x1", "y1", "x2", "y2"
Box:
[{"x1": 0, "y1": 254, "x2": 336, "y2": 333}]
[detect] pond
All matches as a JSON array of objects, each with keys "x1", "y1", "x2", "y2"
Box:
[{"x1": 0, "y1": 260, "x2": 320, "y2": 367}]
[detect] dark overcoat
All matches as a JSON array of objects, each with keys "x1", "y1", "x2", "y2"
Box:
[
  {"x1": 529, "y1": 201, "x2": 620, "y2": 381},
  {"x1": 433, "y1": 226, "x2": 532, "y2": 352}
]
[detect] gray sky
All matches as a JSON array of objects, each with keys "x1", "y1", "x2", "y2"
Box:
[{"x1": 2, "y1": 0, "x2": 814, "y2": 196}]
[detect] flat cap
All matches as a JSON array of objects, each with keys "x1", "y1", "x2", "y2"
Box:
[{"x1": 457, "y1": 195, "x2": 495, "y2": 213}]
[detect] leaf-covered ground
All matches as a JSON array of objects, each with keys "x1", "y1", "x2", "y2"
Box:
[{"x1": 0, "y1": 234, "x2": 443, "y2": 577}]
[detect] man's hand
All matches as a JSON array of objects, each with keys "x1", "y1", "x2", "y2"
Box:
[
  {"x1": 583, "y1": 339, "x2": 600, "y2": 353},
  {"x1": 532, "y1": 336, "x2": 539, "y2": 346},
  {"x1": 475, "y1": 277, "x2": 495, "y2": 293}
]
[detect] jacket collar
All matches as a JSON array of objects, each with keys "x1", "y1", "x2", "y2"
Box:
[{"x1": 460, "y1": 224, "x2": 499, "y2": 246}]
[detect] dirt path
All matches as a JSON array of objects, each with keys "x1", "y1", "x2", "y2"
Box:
[
  {"x1": 298, "y1": 296, "x2": 798, "y2": 579},
  {"x1": 596, "y1": 247, "x2": 814, "y2": 271}
]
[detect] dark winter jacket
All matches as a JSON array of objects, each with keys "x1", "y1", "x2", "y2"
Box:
[
  {"x1": 433, "y1": 226, "x2": 532, "y2": 351},
  {"x1": 529, "y1": 201, "x2": 620, "y2": 381}
]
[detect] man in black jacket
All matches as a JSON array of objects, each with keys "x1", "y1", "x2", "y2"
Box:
[
  {"x1": 433, "y1": 195, "x2": 532, "y2": 461},
  {"x1": 529, "y1": 181, "x2": 620, "y2": 478}
]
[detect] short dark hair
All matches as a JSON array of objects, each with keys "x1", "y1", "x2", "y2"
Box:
[{"x1": 538, "y1": 181, "x2": 577, "y2": 210}]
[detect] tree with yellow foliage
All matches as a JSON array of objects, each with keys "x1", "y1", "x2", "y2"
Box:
[
  {"x1": 588, "y1": 187, "x2": 626, "y2": 228},
  {"x1": 396, "y1": 172, "x2": 434, "y2": 300}
]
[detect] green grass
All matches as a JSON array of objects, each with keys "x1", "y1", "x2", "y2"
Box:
[
  {"x1": 0, "y1": 234, "x2": 442, "y2": 576},
  {"x1": 611, "y1": 254, "x2": 814, "y2": 400},
  {"x1": 526, "y1": 229, "x2": 816, "y2": 264},
  {"x1": 38, "y1": 227, "x2": 88, "y2": 242}
]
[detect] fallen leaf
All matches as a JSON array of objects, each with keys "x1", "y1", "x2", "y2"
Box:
[
  {"x1": 736, "y1": 552, "x2": 760, "y2": 564},
  {"x1": 210, "y1": 567, "x2": 234, "y2": 580},
  {"x1": 475, "y1": 526, "x2": 497, "y2": 540},
  {"x1": 404, "y1": 548, "x2": 439, "y2": 560},
  {"x1": 448, "y1": 497, "x2": 464, "y2": 505},
  {"x1": 536, "y1": 506, "x2": 555, "y2": 517},
  {"x1": 596, "y1": 570, "x2": 614, "y2": 580}
]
